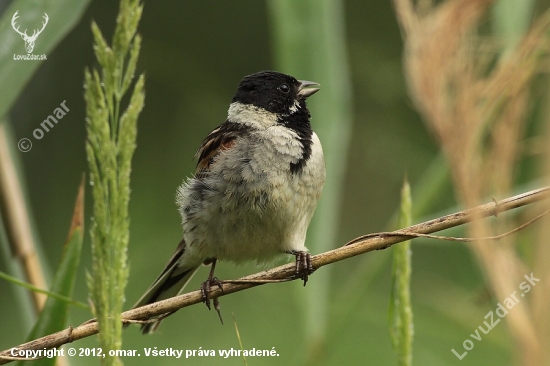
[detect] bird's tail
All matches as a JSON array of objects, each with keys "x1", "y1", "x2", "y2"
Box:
[{"x1": 131, "y1": 239, "x2": 200, "y2": 334}]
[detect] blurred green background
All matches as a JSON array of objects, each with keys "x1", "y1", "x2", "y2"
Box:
[{"x1": 1, "y1": 0, "x2": 541, "y2": 365}]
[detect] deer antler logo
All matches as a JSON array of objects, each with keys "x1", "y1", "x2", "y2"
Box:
[{"x1": 11, "y1": 11, "x2": 49, "y2": 54}]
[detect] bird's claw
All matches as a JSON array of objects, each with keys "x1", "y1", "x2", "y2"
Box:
[
  {"x1": 291, "y1": 250, "x2": 314, "y2": 286},
  {"x1": 200, "y1": 277, "x2": 224, "y2": 324}
]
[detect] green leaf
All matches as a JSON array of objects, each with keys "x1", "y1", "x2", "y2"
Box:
[
  {"x1": 15, "y1": 178, "x2": 85, "y2": 366},
  {"x1": 0, "y1": 0, "x2": 91, "y2": 119}
]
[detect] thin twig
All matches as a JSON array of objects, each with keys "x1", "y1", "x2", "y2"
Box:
[
  {"x1": 346, "y1": 209, "x2": 549, "y2": 245},
  {"x1": 0, "y1": 186, "x2": 548, "y2": 365}
]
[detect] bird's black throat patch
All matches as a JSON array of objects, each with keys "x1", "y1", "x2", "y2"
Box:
[{"x1": 279, "y1": 110, "x2": 313, "y2": 175}]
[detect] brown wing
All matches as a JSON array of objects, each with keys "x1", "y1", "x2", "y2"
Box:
[{"x1": 194, "y1": 121, "x2": 252, "y2": 179}]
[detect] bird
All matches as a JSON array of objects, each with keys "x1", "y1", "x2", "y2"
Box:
[{"x1": 131, "y1": 70, "x2": 326, "y2": 333}]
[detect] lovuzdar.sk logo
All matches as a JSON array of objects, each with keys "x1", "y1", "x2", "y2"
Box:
[{"x1": 11, "y1": 11, "x2": 48, "y2": 61}]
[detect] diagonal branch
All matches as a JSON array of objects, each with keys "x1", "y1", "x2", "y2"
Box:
[{"x1": 1, "y1": 186, "x2": 549, "y2": 364}]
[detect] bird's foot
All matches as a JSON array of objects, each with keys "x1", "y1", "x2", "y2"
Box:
[
  {"x1": 289, "y1": 250, "x2": 315, "y2": 286},
  {"x1": 200, "y1": 276, "x2": 223, "y2": 309},
  {"x1": 201, "y1": 260, "x2": 223, "y2": 324}
]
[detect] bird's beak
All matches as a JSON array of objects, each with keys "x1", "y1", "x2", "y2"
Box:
[{"x1": 297, "y1": 80, "x2": 320, "y2": 99}]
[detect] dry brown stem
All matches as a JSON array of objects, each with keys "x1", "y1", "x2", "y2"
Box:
[
  {"x1": 394, "y1": 0, "x2": 550, "y2": 364},
  {"x1": 0, "y1": 124, "x2": 47, "y2": 311}
]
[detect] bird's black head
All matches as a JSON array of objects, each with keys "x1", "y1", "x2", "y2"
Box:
[{"x1": 232, "y1": 71, "x2": 320, "y2": 115}]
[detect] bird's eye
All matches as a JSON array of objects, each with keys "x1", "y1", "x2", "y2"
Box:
[{"x1": 278, "y1": 83, "x2": 290, "y2": 93}]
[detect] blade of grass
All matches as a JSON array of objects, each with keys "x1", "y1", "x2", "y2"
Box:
[
  {"x1": 232, "y1": 313, "x2": 248, "y2": 366},
  {"x1": 389, "y1": 178, "x2": 413, "y2": 366},
  {"x1": 0, "y1": 271, "x2": 88, "y2": 310}
]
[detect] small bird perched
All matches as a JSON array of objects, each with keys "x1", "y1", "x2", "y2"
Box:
[{"x1": 132, "y1": 70, "x2": 326, "y2": 333}]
